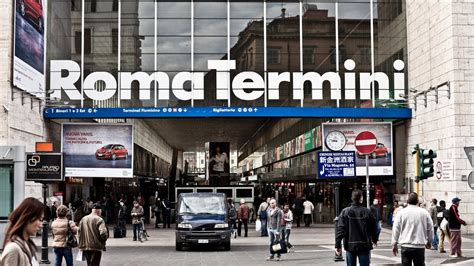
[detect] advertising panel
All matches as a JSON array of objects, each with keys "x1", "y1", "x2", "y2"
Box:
[
  {"x1": 62, "y1": 123, "x2": 134, "y2": 178},
  {"x1": 317, "y1": 151, "x2": 356, "y2": 179},
  {"x1": 208, "y1": 142, "x2": 230, "y2": 186},
  {"x1": 322, "y1": 122, "x2": 393, "y2": 176},
  {"x1": 13, "y1": 0, "x2": 46, "y2": 97},
  {"x1": 26, "y1": 153, "x2": 63, "y2": 181}
]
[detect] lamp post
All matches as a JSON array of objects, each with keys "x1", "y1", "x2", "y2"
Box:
[{"x1": 41, "y1": 183, "x2": 50, "y2": 264}]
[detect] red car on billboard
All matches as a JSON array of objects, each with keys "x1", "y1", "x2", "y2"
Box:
[
  {"x1": 95, "y1": 144, "x2": 129, "y2": 160},
  {"x1": 17, "y1": 0, "x2": 44, "y2": 33},
  {"x1": 357, "y1": 143, "x2": 389, "y2": 158}
]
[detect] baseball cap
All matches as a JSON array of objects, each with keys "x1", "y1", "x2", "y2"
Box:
[
  {"x1": 452, "y1": 197, "x2": 461, "y2": 204},
  {"x1": 92, "y1": 203, "x2": 102, "y2": 210}
]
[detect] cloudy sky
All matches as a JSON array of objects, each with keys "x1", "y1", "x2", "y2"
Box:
[{"x1": 136, "y1": 1, "x2": 374, "y2": 72}]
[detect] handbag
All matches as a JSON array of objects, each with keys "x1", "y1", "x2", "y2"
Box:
[
  {"x1": 76, "y1": 250, "x2": 85, "y2": 261},
  {"x1": 67, "y1": 221, "x2": 78, "y2": 248},
  {"x1": 271, "y1": 239, "x2": 288, "y2": 254},
  {"x1": 255, "y1": 219, "x2": 262, "y2": 232}
]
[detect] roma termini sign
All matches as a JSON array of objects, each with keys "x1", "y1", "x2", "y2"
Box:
[{"x1": 50, "y1": 59, "x2": 406, "y2": 102}]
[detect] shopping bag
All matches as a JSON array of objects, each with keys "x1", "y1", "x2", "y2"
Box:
[
  {"x1": 76, "y1": 250, "x2": 85, "y2": 262},
  {"x1": 271, "y1": 239, "x2": 288, "y2": 254},
  {"x1": 255, "y1": 219, "x2": 261, "y2": 232}
]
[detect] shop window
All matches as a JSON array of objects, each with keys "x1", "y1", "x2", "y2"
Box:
[
  {"x1": 0, "y1": 165, "x2": 13, "y2": 219},
  {"x1": 268, "y1": 48, "x2": 280, "y2": 65}
]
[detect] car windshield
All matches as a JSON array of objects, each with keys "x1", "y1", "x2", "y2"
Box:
[
  {"x1": 179, "y1": 196, "x2": 226, "y2": 215},
  {"x1": 103, "y1": 144, "x2": 113, "y2": 149}
]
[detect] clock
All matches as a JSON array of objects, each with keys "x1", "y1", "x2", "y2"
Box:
[{"x1": 325, "y1": 130, "x2": 347, "y2": 151}]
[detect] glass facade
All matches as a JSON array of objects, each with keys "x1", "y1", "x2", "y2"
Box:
[{"x1": 54, "y1": 1, "x2": 407, "y2": 109}]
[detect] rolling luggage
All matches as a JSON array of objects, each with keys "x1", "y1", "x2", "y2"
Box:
[{"x1": 114, "y1": 226, "x2": 126, "y2": 238}]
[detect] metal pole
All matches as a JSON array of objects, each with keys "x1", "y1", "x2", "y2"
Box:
[
  {"x1": 365, "y1": 154, "x2": 370, "y2": 208},
  {"x1": 41, "y1": 183, "x2": 50, "y2": 264},
  {"x1": 415, "y1": 149, "x2": 420, "y2": 194}
]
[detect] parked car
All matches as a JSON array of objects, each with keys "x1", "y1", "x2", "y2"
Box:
[
  {"x1": 17, "y1": 0, "x2": 44, "y2": 33},
  {"x1": 95, "y1": 144, "x2": 128, "y2": 160},
  {"x1": 357, "y1": 143, "x2": 389, "y2": 158},
  {"x1": 175, "y1": 193, "x2": 231, "y2": 251}
]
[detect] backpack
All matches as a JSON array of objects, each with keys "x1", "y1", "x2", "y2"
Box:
[{"x1": 228, "y1": 206, "x2": 237, "y2": 220}]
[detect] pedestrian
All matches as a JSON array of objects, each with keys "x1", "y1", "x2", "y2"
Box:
[
  {"x1": 131, "y1": 201, "x2": 144, "y2": 242},
  {"x1": 437, "y1": 200, "x2": 450, "y2": 253},
  {"x1": 388, "y1": 200, "x2": 399, "y2": 226},
  {"x1": 266, "y1": 199, "x2": 283, "y2": 261},
  {"x1": 303, "y1": 197, "x2": 314, "y2": 227},
  {"x1": 237, "y1": 199, "x2": 250, "y2": 237},
  {"x1": 73, "y1": 201, "x2": 84, "y2": 226},
  {"x1": 293, "y1": 195, "x2": 303, "y2": 227},
  {"x1": 117, "y1": 199, "x2": 127, "y2": 230},
  {"x1": 162, "y1": 198, "x2": 172, "y2": 228},
  {"x1": 51, "y1": 205, "x2": 78, "y2": 266},
  {"x1": 282, "y1": 203, "x2": 294, "y2": 252},
  {"x1": 78, "y1": 203, "x2": 109, "y2": 266},
  {"x1": 448, "y1": 197, "x2": 466, "y2": 257},
  {"x1": 391, "y1": 192, "x2": 433, "y2": 266},
  {"x1": 370, "y1": 198, "x2": 382, "y2": 240},
  {"x1": 257, "y1": 198, "x2": 271, "y2": 237},
  {"x1": 316, "y1": 190, "x2": 324, "y2": 214},
  {"x1": 0, "y1": 197, "x2": 44, "y2": 266},
  {"x1": 428, "y1": 198, "x2": 439, "y2": 250},
  {"x1": 227, "y1": 199, "x2": 237, "y2": 238},
  {"x1": 51, "y1": 201, "x2": 59, "y2": 221},
  {"x1": 335, "y1": 190, "x2": 377, "y2": 266},
  {"x1": 153, "y1": 192, "x2": 162, "y2": 228},
  {"x1": 253, "y1": 194, "x2": 263, "y2": 224}
]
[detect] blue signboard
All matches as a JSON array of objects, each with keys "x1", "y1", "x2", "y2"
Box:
[
  {"x1": 318, "y1": 151, "x2": 356, "y2": 179},
  {"x1": 43, "y1": 107, "x2": 412, "y2": 119}
]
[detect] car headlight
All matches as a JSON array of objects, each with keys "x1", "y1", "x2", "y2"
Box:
[
  {"x1": 214, "y1": 223, "x2": 229, "y2": 229},
  {"x1": 178, "y1": 223, "x2": 192, "y2": 229}
]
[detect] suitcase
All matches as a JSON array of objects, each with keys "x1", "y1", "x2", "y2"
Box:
[{"x1": 114, "y1": 226, "x2": 126, "y2": 238}]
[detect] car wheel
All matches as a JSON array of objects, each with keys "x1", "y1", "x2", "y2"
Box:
[
  {"x1": 20, "y1": 1, "x2": 26, "y2": 17},
  {"x1": 175, "y1": 242, "x2": 183, "y2": 251},
  {"x1": 371, "y1": 152, "x2": 377, "y2": 159},
  {"x1": 111, "y1": 154, "x2": 117, "y2": 160},
  {"x1": 223, "y1": 241, "x2": 231, "y2": 251}
]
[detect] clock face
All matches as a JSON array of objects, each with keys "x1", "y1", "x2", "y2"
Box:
[{"x1": 325, "y1": 130, "x2": 347, "y2": 151}]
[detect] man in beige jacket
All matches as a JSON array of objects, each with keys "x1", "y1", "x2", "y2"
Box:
[{"x1": 78, "y1": 203, "x2": 109, "y2": 266}]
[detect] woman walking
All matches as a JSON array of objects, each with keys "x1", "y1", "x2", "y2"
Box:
[
  {"x1": 51, "y1": 205, "x2": 78, "y2": 266},
  {"x1": 1, "y1": 197, "x2": 44, "y2": 266}
]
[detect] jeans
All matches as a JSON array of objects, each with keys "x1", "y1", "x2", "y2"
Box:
[
  {"x1": 53, "y1": 247, "x2": 73, "y2": 266},
  {"x1": 133, "y1": 223, "x2": 142, "y2": 240},
  {"x1": 304, "y1": 214, "x2": 311, "y2": 227},
  {"x1": 261, "y1": 218, "x2": 268, "y2": 236},
  {"x1": 401, "y1": 247, "x2": 425, "y2": 266},
  {"x1": 285, "y1": 229, "x2": 293, "y2": 248},
  {"x1": 84, "y1": 250, "x2": 102, "y2": 266},
  {"x1": 268, "y1": 229, "x2": 281, "y2": 257},
  {"x1": 229, "y1": 219, "x2": 236, "y2": 234},
  {"x1": 432, "y1": 227, "x2": 438, "y2": 249},
  {"x1": 346, "y1": 251, "x2": 370, "y2": 266}
]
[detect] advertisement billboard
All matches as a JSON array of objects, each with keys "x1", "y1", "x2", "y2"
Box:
[
  {"x1": 208, "y1": 142, "x2": 230, "y2": 186},
  {"x1": 62, "y1": 123, "x2": 134, "y2": 178},
  {"x1": 13, "y1": 0, "x2": 47, "y2": 97},
  {"x1": 26, "y1": 153, "x2": 63, "y2": 181},
  {"x1": 322, "y1": 122, "x2": 393, "y2": 176}
]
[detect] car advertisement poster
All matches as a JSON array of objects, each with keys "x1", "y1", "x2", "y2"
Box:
[
  {"x1": 13, "y1": 0, "x2": 47, "y2": 97},
  {"x1": 62, "y1": 123, "x2": 134, "y2": 178},
  {"x1": 322, "y1": 122, "x2": 393, "y2": 176}
]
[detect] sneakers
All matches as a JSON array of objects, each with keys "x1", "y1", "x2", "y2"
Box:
[
  {"x1": 265, "y1": 256, "x2": 274, "y2": 261},
  {"x1": 449, "y1": 254, "x2": 459, "y2": 258},
  {"x1": 276, "y1": 256, "x2": 281, "y2": 261},
  {"x1": 439, "y1": 250, "x2": 446, "y2": 253}
]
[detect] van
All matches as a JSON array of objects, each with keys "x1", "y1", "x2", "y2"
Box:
[{"x1": 175, "y1": 193, "x2": 231, "y2": 251}]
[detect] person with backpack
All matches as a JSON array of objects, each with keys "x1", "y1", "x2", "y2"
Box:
[
  {"x1": 437, "y1": 200, "x2": 450, "y2": 253},
  {"x1": 227, "y1": 199, "x2": 237, "y2": 238},
  {"x1": 257, "y1": 198, "x2": 271, "y2": 237}
]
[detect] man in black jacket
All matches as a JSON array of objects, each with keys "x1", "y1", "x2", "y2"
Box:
[{"x1": 335, "y1": 190, "x2": 377, "y2": 266}]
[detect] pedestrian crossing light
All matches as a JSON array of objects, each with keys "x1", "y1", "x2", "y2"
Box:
[{"x1": 417, "y1": 149, "x2": 437, "y2": 181}]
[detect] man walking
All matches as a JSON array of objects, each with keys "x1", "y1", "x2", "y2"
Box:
[
  {"x1": 335, "y1": 190, "x2": 377, "y2": 266},
  {"x1": 437, "y1": 200, "x2": 450, "y2": 253},
  {"x1": 448, "y1": 197, "x2": 466, "y2": 257},
  {"x1": 428, "y1": 198, "x2": 439, "y2": 250},
  {"x1": 303, "y1": 197, "x2": 314, "y2": 227},
  {"x1": 257, "y1": 198, "x2": 271, "y2": 237},
  {"x1": 237, "y1": 199, "x2": 250, "y2": 237},
  {"x1": 162, "y1": 198, "x2": 172, "y2": 228},
  {"x1": 370, "y1": 198, "x2": 382, "y2": 240},
  {"x1": 131, "y1": 201, "x2": 144, "y2": 241},
  {"x1": 78, "y1": 203, "x2": 109, "y2": 266},
  {"x1": 391, "y1": 192, "x2": 433, "y2": 266}
]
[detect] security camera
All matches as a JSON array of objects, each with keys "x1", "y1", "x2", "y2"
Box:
[{"x1": 2, "y1": 104, "x2": 10, "y2": 113}]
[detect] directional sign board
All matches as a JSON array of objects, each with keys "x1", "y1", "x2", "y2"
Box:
[
  {"x1": 354, "y1": 131, "x2": 378, "y2": 155},
  {"x1": 317, "y1": 151, "x2": 356, "y2": 179}
]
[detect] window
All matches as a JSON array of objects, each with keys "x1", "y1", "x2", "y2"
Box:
[
  {"x1": 76, "y1": 29, "x2": 92, "y2": 54},
  {"x1": 330, "y1": 46, "x2": 347, "y2": 64},
  {"x1": 112, "y1": 0, "x2": 118, "y2": 12},
  {"x1": 0, "y1": 165, "x2": 13, "y2": 219},
  {"x1": 112, "y1": 29, "x2": 118, "y2": 54},
  {"x1": 303, "y1": 47, "x2": 315, "y2": 65},
  {"x1": 91, "y1": 0, "x2": 97, "y2": 12},
  {"x1": 268, "y1": 48, "x2": 280, "y2": 65},
  {"x1": 360, "y1": 47, "x2": 370, "y2": 64}
]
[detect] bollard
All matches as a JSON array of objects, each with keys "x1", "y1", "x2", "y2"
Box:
[{"x1": 334, "y1": 216, "x2": 344, "y2": 262}]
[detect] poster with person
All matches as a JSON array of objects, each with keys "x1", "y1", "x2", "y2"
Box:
[{"x1": 208, "y1": 142, "x2": 230, "y2": 186}]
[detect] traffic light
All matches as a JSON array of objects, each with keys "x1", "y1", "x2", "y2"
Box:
[{"x1": 417, "y1": 149, "x2": 437, "y2": 181}]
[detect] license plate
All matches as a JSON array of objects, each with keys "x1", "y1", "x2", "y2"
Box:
[{"x1": 198, "y1": 239, "x2": 209, "y2": 244}]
